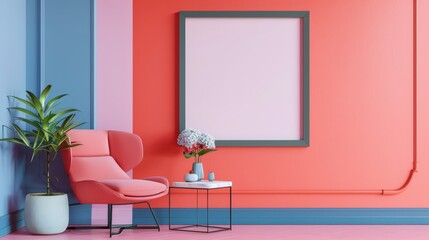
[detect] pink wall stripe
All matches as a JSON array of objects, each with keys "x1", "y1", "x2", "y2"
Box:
[
  {"x1": 96, "y1": 0, "x2": 133, "y2": 132},
  {"x1": 95, "y1": 0, "x2": 133, "y2": 224}
]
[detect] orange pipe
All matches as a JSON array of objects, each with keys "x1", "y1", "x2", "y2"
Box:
[
  {"x1": 212, "y1": 0, "x2": 419, "y2": 196},
  {"x1": 230, "y1": 170, "x2": 417, "y2": 195},
  {"x1": 237, "y1": 0, "x2": 418, "y2": 196}
]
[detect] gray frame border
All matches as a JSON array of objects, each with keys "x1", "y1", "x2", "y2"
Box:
[{"x1": 179, "y1": 11, "x2": 310, "y2": 147}]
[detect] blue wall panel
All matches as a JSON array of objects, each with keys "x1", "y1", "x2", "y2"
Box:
[
  {"x1": 39, "y1": 0, "x2": 94, "y2": 223},
  {"x1": 26, "y1": 0, "x2": 41, "y2": 95},
  {"x1": 41, "y1": 0, "x2": 94, "y2": 129}
]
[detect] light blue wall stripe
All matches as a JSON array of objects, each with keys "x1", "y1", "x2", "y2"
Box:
[
  {"x1": 134, "y1": 208, "x2": 429, "y2": 225},
  {"x1": 0, "y1": 0, "x2": 29, "y2": 219},
  {"x1": 0, "y1": 1, "x2": 41, "y2": 236}
]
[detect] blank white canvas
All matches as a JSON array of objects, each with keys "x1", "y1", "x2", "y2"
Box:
[{"x1": 185, "y1": 17, "x2": 302, "y2": 140}]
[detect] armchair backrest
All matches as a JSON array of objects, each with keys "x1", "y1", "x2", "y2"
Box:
[{"x1": 61, "y1": 130, "x2": 144, "y2": 182}]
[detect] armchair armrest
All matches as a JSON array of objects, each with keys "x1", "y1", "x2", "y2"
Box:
[{"x1": 71, "y1": 180, "x2": 125, "y2": 204}]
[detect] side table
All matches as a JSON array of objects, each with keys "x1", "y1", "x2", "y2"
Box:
[{"x1": 169, "y1": 180, "x2": 232, "y2": 233}]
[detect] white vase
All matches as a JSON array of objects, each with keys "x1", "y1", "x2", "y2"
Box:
[
  {"x1": 24, "y1": 193, "x2": 69, "y2": 234},
  {"x1": 184, "y1": 173, "x2": 198, "y2": 182}
]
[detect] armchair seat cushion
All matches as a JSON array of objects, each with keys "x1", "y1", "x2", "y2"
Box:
[{"x1": 100, "y1": 179, "x2": 167, "y2": 197}]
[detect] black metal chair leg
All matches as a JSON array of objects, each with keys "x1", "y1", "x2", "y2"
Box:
[
  {"x1": 70, "y1": 203, "x2": 159, "y2": 237},
  {"x1": 146, "y1": 202, "x2": 160, "y2": 231},
  {"x1": 108, "y1": 204, "x2": 113, "y2": 237}
]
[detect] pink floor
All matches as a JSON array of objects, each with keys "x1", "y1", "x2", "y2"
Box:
[{"x1": 3, "y1": 225, "x2": 429, "y2": 240}]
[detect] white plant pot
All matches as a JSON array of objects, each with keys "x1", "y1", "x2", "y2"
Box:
[{"x1": 24, "y1": 193, "x2": 69, "y2": 234}]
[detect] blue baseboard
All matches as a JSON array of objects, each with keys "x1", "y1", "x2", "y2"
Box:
[
  {"x1": 133, "y1": 208, "x2": 429, "y2": 225},
  {"x1": 3, "y1": 208, "x2": 429, "y2": 237},
  {"x1": 0, "y1": 209, "x2": 25, "y2": 237},
  {"x1": 0, "y1": 205, "x2": 91, "y2": 237},
  {"x1": 69, "y1": 204, "x2": 92, "y2": 225}
]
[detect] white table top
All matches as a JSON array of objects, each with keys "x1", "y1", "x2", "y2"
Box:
[{"x1": 172, "y1": 180, "x2": 232, "y2": 189}]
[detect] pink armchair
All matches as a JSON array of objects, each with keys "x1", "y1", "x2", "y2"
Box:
[{"x1": 61, "y1": 129, "x2": 169, "y2": 237}]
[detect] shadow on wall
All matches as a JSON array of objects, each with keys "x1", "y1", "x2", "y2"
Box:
[
  {"x1": 1, "y1": 106, "x2": 78, "y2": 217},
  {"x1": 1, "y1": 98, "x2": 26, "y2": 215},
  {"x1": 22, "y1": 148, "x2": 76, "y2": 200},
  {"x1": 6, "y1": 201, "x2": 23, "y2": 234},
  {"x1": 8, "y1": 144, "x2": 26, "y2": 211},
  {"x1": 1, "y1": 133, "x2": 75, "y2": 214}
]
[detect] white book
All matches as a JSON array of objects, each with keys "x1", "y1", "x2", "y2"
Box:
[{"x1": 173, "y1": 180, "x2": 232, "y2": 189}]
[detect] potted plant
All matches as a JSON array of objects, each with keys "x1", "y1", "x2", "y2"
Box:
[
  {"x1": 0, "y1": 85, "x2": 83, "y2": 234},
  {"x1": 177, "y1": 129, "x2": 216, "y2": 180}
]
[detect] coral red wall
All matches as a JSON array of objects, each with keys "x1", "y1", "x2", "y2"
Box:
[{"x1": 133, "y1": 0, "x2": 429, "y2": 208}]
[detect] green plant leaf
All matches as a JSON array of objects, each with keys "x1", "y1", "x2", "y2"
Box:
[
  {"x1": 0, "y1": 137, "x2": 27, "y2": 146},
  {"x1": 8, "y1": 107, "x2": 39, "y2": 119},
  {"x1": 62, "y1": 122, "x2": 84, "y2": 133},
  {"x1": 183, "y1": 153, "x2": 195, "y2": 159},
  {"x1": 9, "y1": 96, "x2": 36, "y2": 109},
  {"x1": 41, "y1": 127, "x2": 50, "y2": 140},
  {"x1": 61, "y1": 113, "x2": 74, "y2": 123},
  {"x1": 41, "y1": 113, "x2": 58, "y2": 129},
  {"x1": 51, "y1": 144, "x2": 58, "y2": 152},
  {"x1": 59, "y1": 113, "x2": 84, "y2": 132},
  {"x1": 33, "y1": 137, "x2": 43, "y2": 149},
  {"x1": 39, "y1": 85, "x2": 51, "y2": 107},
  {"x1": 15, "y1": 117, "x2": 41, "y2": 129},
  {"x1": 31, "y1": 148, "x2": 42, "y2": 162},
  {"x1": 26, "y1": 90, "x2": 44, "y2": 118},
  {"x1": 45, "y1": 94, "x2": 67, "y2": 112},
  {"x1": 57, "y1": 109, "x2": 78, "y2": 119},
  {"x1": 11, "y1": 124, "x2": 30, "y2": 147},
  {"x1": 55, "y1": 134, "x2": 69, "y2": 146},
  {"x1": 32, "y1": 131, "x2": 40, "y2": 148},
  {"x1": 48, "y1": 115, "x2": 67, "y2": 131},
  {"x1": 198, "y1": 149, "x2": 216, "y2": 157},
  {"x1": 46, "y1": 111, "x2": 78, "y2": 131},
  {"x1": 43, "y1": 112, "x2": 57, "y2": 123},
  {"x1": 59, "y1": 143, "x2": 81, "y2": 151}
]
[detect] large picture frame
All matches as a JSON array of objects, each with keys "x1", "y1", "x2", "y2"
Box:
[{"x1": 179, "y1": 11, "x2": 309, "y2": 146}]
